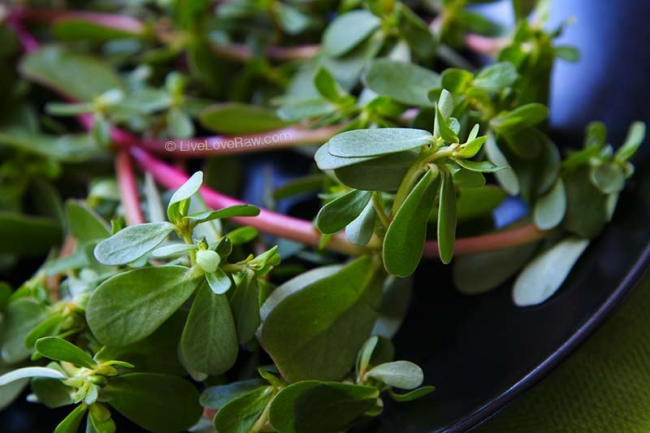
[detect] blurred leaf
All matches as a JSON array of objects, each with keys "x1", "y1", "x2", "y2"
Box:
[
  {"x1": 322, "y1": 10, "x2": 381, "y2": 57},
  {"x1": 20, "y1": 46, "x2": 123, "y2": 101},
  {"x1": 365, "y1": 59, "x2": 441, "y2": 107},
  {"x1": 200, "y1": 103, "x2": 291, "y2": 135},
  {"x1": 513, "y1": 238, "x2": 590, "y2": 306}
]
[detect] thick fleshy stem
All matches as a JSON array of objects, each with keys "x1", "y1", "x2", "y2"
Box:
[
  {"x1": 133, "y1": 148, "x2": 550, "y2": 258},
  {"x1": 115, "y1": 150, "x2": 145, "y2": 225},
  {"x1": 130, "y1": 147, "x2": 366, "y2": 256}
]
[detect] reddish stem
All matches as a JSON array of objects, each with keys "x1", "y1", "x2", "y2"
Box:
[
  {"x1": 465, "y1": 34, "x2": 510, "y2": 55},
  {"x1": 133, "y1": 148, "x2": 549, "y2": 258},
  {"x1": 115, "y1": 150, "x2": 145, "y2": 226}
]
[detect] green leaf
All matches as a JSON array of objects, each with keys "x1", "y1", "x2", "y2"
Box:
[
  {"x1": 52, "y1": 18, "x2": 144, "y2": 42},
  {"x1": 455, "y1": 158, "x2": 504, "y2": 173},
  {"x1": 260, "y1": 256, "x2": 384, "y2": 382},
  {"x1": 327, "y1": 128, "x2": 432, "y2": 158},
  {"x1": 167, "y1": 108, "x2": 194, "y2": 138},
  {"x1": 322, "y1": 10, "x2": 381, "y2": 57},
  {"x1": 450, "y1": 166, "x2": 486, "y2": 189},
  {"x1": 485, "y1": 133, "x2": 520, "y2": 195},
  {"x1": 86, "y1": 266, "x2": 200, "y2": 346},
  {"x1": 54, "y1": 404, "x2": 88, "y2": 433},
  {"x1": 437, "y1": 169, "x2": 457, "y2": 264},
  {"x1": 181, "y1": 282, "x2": 238, "y2": 376},
  {"x1": 88, "y1": 402, "x2": 116, "y2": 433},
  {"x1": 334, "y1": 151, "x2": 419, "y2": 191},
  {"x1": 94, "y1": 311, "x2": 187, "y2": 376},
  {"x1": 200, "y1": 379, "x2": 266, "y2": 410},
  {"x1": 491, "y1": 103, "x2": 549, "y2": 134},
  {"x1": 365, "y1": 361, "x2": 424, "y2": 390},
  {"x1": 185, "y1": 204, "x2": 260, "y2": 224},
  {"x1": 314, "y1": 143, "x2": 376, "y2": 170},
  {"x1": 199, "y1": 103, "x2": 291, "y2": 135},
  {"x1": 383, "y1": 169, "x2": 437, "y2": 277},
  {"x1": 453, "y1": 241, "x2": 538, "y2": 295},
  {"x1": 227, "y1": 226, "x2": 259, "y2": 245},
  {"x1": 20, "y1": 46, "x2": 123, "y2": 101},
  {"x1": 1, "y1": 298, "x2": 46, "y2": 363},
  {"x1": 388, "y1": 386, "x2": 435, "y2": 402},
  {"x1": 65, "y1": 201, "x2": 110, "y2": 243},
  {"x1": 31, "y1": 376, "x2": 74, "y2": 408},
  {"x1": 473, "y1": 62, "x2": 518, "y2": 89},
  {"x1": 213, "y1": 386, "x2": 274, "y2": 433},
  {"x1": 346, "y1": 201, "x2": 376, "y2": 246},
  {"x1": 269, "y1": 381, "x2": 379, "y2": 433},
  {"x1": 365, "y1": 59, "x2": 441, "y2": 107},
  {"x1": 206, "y1": 268, "x2": 232, "y2": 294},
  {"x1": 356, "y1": 336, "x2": 379, "y2": 377},
  {"x1": 103, "y1": 373, "x2": 202, "y2": 433},
  {"x1": 513, "y1": 237, "x2": 590, "y2": 306},
  {"x1": 555, "y1": 45, "x2": 580, "y2": 62},
  {"x1": 35, "y1": 337, "x2": 97, "y2": 369},
  {"x1": 315, "y1": 190, "x2": 372, "y2": 234},
  {"x1": 46, "y1": 101, "x2": 96, "y2": 116},
  {"x1": 0, "y1": 131, "x2": 104, "y2": 162},
  {"x1": 396, "y1": 3, "x2": 437, "y2": 59},
  {"x1": 590, "y1": 163, "x2": 626, "y2": 195},
  {"x1": 94, "y1": 222, "x2": 176, "y2": 266},
  {"x1": 512, "y1": 0, "x2": 539, "y2": 20},
  {"x1": 313, "y1": 67, "x2": 346, "y2": 102},
  {"x1": 0, "y1": 212, "x2": 62, "y2": 257},
  {"x1": 435, "y1": 107, "x2": 459, "y2": 143},
  {"x1": 615, "y1": 121, "x2": 645, "y2": 161},
  {"x1": 563, "y1": 166, "x2": 609, "y2": 238},
  {"x1": 167, "y1": 171, "x2": 203, "y2": 221},
  {"x1": 0, "y1": 367, "x2": 66, "y2": 386},
  {"x1": 230, "y1": 271, "x2": 261, "y2": 344},
  {"x1": 534, "y1": 179, "x2": 566, "y2": 230},
  {"x1": 274, "y1": 3, "x2": 310, "y2": 35},
  {"x1": 151, "y1": 243, "x2": 197, "y2": 258},
  {"x1": 455, "y1": 136, "x2": 488, "y2": 159}
]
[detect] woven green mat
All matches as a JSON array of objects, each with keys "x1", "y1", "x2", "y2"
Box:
[{"x1": 477, "y1": 269, "x2": 650, "y2": 432}]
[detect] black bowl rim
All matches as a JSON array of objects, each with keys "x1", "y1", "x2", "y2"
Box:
[{"x1": 446, "y1": 239, "x2": 650, "y2": 432}]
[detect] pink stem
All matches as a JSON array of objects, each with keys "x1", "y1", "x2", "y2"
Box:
[
  {"x1": 130, "y1": 147, "x2": 365, "y2": 256},
  {"x1": 465, "y1": 34, "x2": 510, "y2": 55},
  {"x1": 116, "y1": 150, "x2": 145, "y2": 225},
  {"x1": 211, "y1": 43, "x2": 320, "y2": 62},
  {"x1": 133, "y1": 148, "x2": 549, "y2": 258},
  {"x1": 7, "y1": 15, "x2": 40, "y2": 53},
  {"x1": 12, "y1": 7, "x2": 145, "y2": 34}
]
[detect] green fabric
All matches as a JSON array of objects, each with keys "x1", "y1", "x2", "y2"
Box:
[{"x1": 478, "y1": 271, "x2": 650, "y2": 432}]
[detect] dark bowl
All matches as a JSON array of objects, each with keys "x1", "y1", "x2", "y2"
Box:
[{"x1": 366, "y1": 0, "x2": 650, "y2": 431}]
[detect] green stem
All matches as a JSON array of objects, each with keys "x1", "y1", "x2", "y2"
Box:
[
  {"x1": 372, "y1": 192, "x2": 390, "y2": 228},
  {"x1": 181, "y1": 232, "x2": 196, "y2": 265},
  {"x1": 250, "y1": 391, "x2": 274, "y2": 433}
]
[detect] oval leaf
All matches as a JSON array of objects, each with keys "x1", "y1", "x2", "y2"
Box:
[
  {"x1": 365, "y1": 59, "x2": 441, "y2": 107},
  {"x1": 103, "y1": 373, "x2": 202, "y2": 433},
  {"x1": 315, "y1": 190, "x2": 372, "y2": 235},
  {"x1": 94, "y1": 222, "x2": 176, "y2": 266},
  {"x1": 334, "y1": 150, "x2": 419, "y2": 191},
  {"x1": 269, "y1": 381, "x2": 379, "y2": 433},
  {"x1": 181, "y1": 283, "x2": 238, "y2": 376},
  {"x1": 534, "y1": 179, "x2": 567, "y2": 230},
  {"x1": 437, "y1": 170, "x2": 457, "y2": 264},
  {"x1": 199, "y1": 103, "x2": 291, "y2": 135},
  {"x1": 213, "y1": 386, "x2": 274, "y2": 433},
  {"x1": 87, "y1": 266, "x2": 200, "y2": 346},
  {"x1": 260, "y1": 256, "x2": 384, "y2": 382},
  {"x1": 383, "y1": 169, "x2": 437, "y2": 276},
  {"x1": 327, "y1": 128, "x2": 432, "y2": 158},
  {"x1": 35, "y1": 337, "x2": 97, "y2": 369},
  {"x1": 322, "y1": 10, "x2": 381, "y2": 57},
  {"x1": 365, "y1": 361, "x2": 424, "y2": 390},
  {"x1": 0, "y1": 367, "x2": 66, "y2": 386},
  {"x1": 512, "y1": 238, "x2": 590, "y2": 307}
]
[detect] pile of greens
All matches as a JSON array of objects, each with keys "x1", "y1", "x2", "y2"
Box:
[{"x1": 0, "y1": 0, "x2": 644, "y2": 432}]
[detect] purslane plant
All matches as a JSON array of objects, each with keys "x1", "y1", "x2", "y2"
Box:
[{"x1": 0, "y1": 0, "x2": 645, "y2": 432}]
